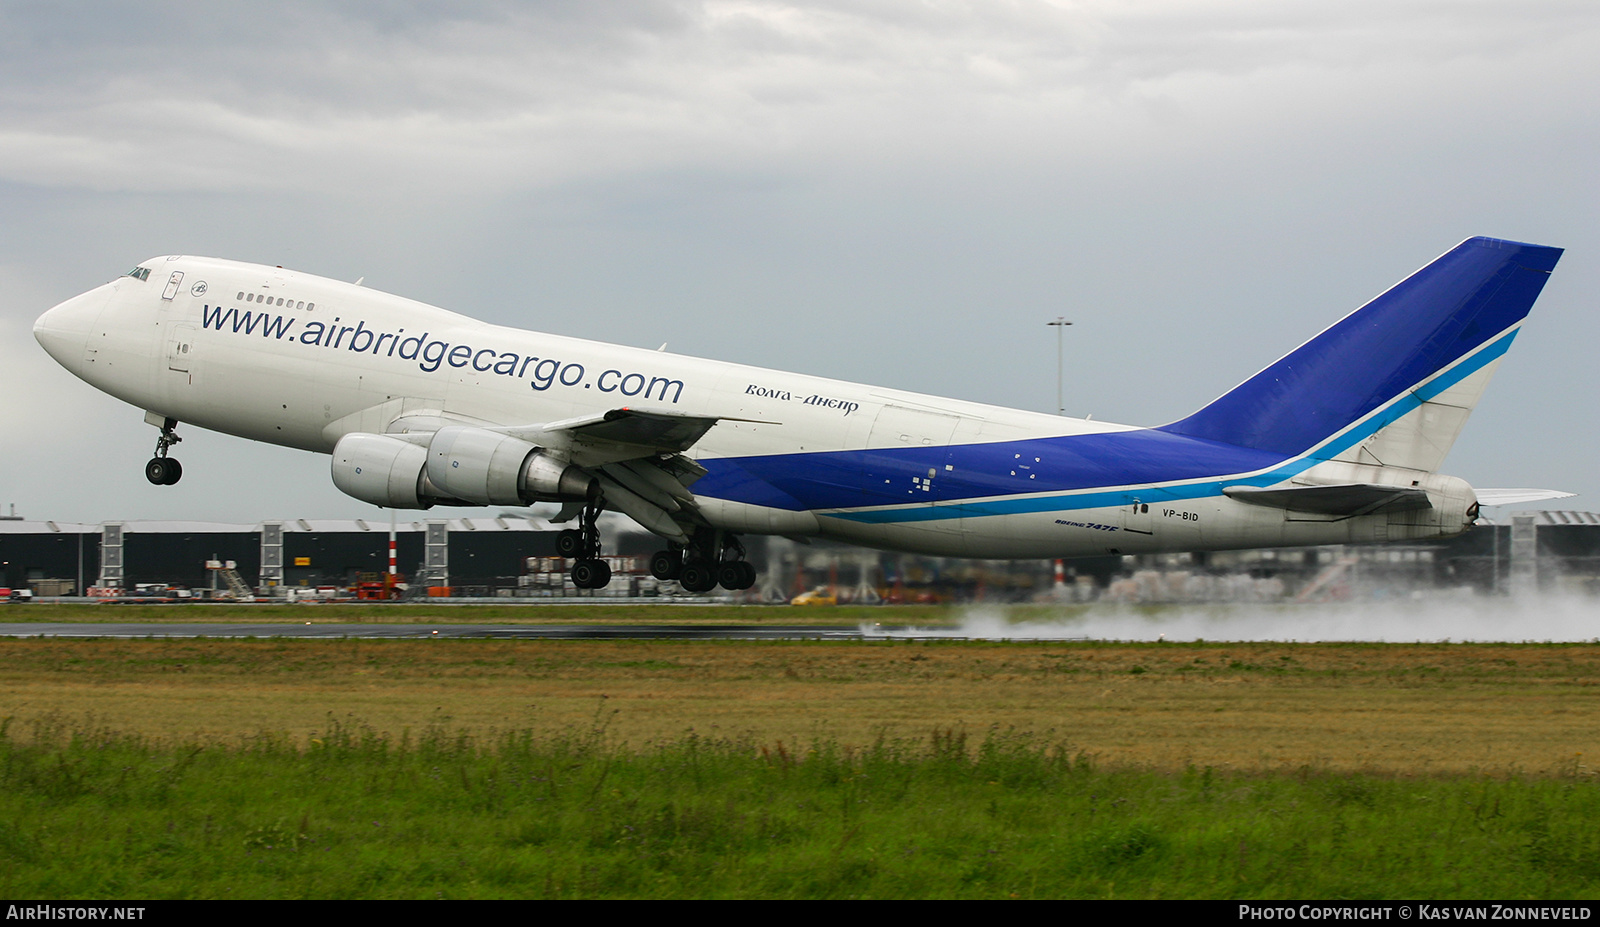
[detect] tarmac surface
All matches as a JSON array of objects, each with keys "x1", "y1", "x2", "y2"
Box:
[{"x1": 0, "y1": 622, "x2": 876, "y2": 640}]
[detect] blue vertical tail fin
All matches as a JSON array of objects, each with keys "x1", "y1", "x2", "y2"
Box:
[{"x1": 1158, "y1": 237, "x2": 1562, "y2": 470}]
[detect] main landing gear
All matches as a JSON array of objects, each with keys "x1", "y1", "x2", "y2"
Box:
[
  {"x1": 558, "y1": 500, "x2": 612, "y2": 589},
  {"x1": 557, "y1": 506, "x2": 757, "y2": 594},
  {"x1": 145, "y1": 417, "x2": 183, "y2": 486},
  {"x1": 649, "y1": 528, "x2": 757, "y2": 594}
]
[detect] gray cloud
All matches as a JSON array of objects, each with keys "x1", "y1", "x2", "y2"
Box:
[
  {"x1": 2, "y1": 1, "x2": 1597, "y2": 522},
  {"x1": 4, "y1": 2, "x2": 1592, "y2": 195}
]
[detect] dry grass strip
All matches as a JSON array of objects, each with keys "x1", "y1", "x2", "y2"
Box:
[{"x1": 2, "y1": 638, "x2": 1597, "y2": 776}]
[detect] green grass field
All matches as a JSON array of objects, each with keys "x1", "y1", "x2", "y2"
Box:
[
  {"x1": 3, "y1": 716, "x2": 1598, "y2": 899},
  {"x1": 3, "y1": 608, "x2": 1599, "y2": 898}
]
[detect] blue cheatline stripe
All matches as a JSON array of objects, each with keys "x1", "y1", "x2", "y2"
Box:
[
  {"x1": 693, "y1": 421, "x2": 1284, "y2": 512},
  {"x1": 824, "y1": 329, "x2": 1516, "y2": 525}
]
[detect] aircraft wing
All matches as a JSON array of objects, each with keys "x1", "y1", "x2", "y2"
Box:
[
  {"x1": 1222, "y1": 483, "x2": 1433, "y2": 517},
  {"x1": 507, "y1": 408, "x2": 723, "y2": 458},
  {"x1": 377, "y1": 406, "x2": 763, "y2": 544}
]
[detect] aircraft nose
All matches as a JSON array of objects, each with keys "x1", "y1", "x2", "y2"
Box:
[{"x1": 34, "y1": 283, "x2": 111, "y2": 369}]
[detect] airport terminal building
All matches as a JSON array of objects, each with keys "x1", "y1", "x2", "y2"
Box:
[
  {"x1": 1, "y1": 511, "x2": 1596, "y2": 602},
  {"x1": 0, "y1": 515, "x2": 653, "y2": 597}
]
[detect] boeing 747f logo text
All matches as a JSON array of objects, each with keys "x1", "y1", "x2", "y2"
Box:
[
  {"x1": 199, "y1": 304, "x2": 686, "y2": 403},
  {"x1": 1054, "y1": 519, "x2": 1120, "y2": 532}
]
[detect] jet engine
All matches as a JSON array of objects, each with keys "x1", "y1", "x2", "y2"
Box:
[{"x1": 331, "y1": 427, "x2": 594, "y2": 509}]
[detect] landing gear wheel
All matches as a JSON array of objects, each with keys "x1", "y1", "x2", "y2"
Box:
[
  {"x1": 145, "y1": 457, "x2": 182, "y2": 486},
  {"x1": 679, "y1": 560, "x2": 718, "y2": 594},
  {"x1": 556, "y1": 529, "x2": 584, "y2": 557},
  {"x1": 716, "y1": 561, "x2": 757, "y2": 591},
  {"x1": 146, "y1": 417, "x2": 184, "y2": 485},
  {"x1": 650, "y1": 549, "x2": 682, "y2": 581},
  {"x1": 717, "y1": 561, "x2": 745, "y2": 591},
  {"x1": 571, "y1": 559, "x2": 612, "y2": 590}
]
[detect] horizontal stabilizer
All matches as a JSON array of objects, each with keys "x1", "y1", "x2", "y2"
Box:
[
  {"x1": 1474, "y1": 488, "x2": 1576, "y2": 507},
  {"x1": 1224, "y1": 483, "x2": 1433, "y2": 517}
]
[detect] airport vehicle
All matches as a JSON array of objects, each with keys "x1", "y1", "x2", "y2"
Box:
[
  {"x1": 34, "y1": 237, "x2": 1565, "y2": 592},
  {"x1": 790, "y1": 588, "x2": 840, "y2": 607}
]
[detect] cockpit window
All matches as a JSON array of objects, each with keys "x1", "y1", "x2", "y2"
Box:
[{"x1": 124, "y1": 266, "x2": 151, "y2": 281}]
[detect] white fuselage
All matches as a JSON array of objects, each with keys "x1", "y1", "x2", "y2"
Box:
[{"x1": 35, "y1": 256, "x2": 1478, "y2": 559}]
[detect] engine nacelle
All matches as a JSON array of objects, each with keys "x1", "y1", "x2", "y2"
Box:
[
  {"x1": 426, "y1": 426, "x2": 537, "y2": 506},
  {"x1": 522, "y1": 450, "x2": 596, "y2": 501},
  {"x1": 332, "y1": 427, "x2": 595, "y2": 509},
  {"x1": 331, "y1": 432, "x2": 434, "y2": 509},
  {"x1": 425, "y1": 425, "x2": 594, "y2": 505}
]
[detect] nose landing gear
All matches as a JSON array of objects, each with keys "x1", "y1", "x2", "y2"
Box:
[{"x1": 145, "y1": 417, "x2": 183, "y2": 486}]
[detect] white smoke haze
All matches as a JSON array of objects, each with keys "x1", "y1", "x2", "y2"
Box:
[{"x1": 863, "y1": 596, "x2": 1600, "y2": 643}]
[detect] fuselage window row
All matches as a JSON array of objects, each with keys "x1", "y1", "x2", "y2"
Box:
[{"x1": 235, "y1": 291, "x2": 313, "y2": 311}]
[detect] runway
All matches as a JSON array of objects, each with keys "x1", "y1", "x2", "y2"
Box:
[{"x1": 0, "y1": 622, "x2": 877, "y2": 641}]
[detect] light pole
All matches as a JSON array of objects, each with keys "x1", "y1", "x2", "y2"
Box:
[{"x1": 1047, "y1": 317, "x2": 1072, "y2": 415}]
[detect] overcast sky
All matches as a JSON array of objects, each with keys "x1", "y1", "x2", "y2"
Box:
[{"x1": 2, "y1": 0, "x2": 1596, "y2": 525}]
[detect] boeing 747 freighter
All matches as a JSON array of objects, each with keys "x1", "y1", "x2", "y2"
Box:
[{"x1": 34, "y1": 237, "x2": 1566, "y2": 591}]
